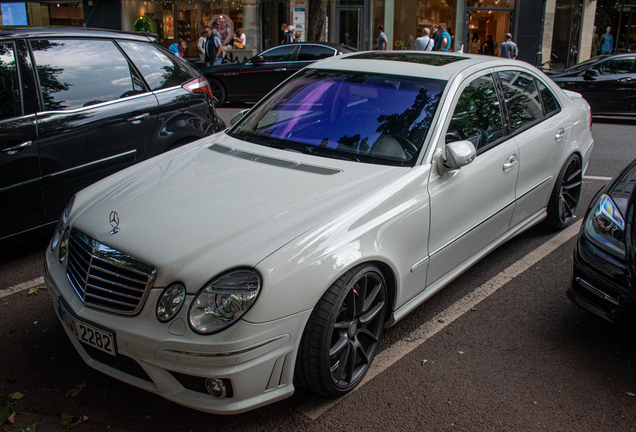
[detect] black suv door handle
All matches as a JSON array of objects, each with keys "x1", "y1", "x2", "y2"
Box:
[
  {"x1": 1, "y1": 140, "x2": 32, "y2": 155},
  {"x1": 618, "y1": 77, "x2": 632, "y2": 82},
  {"x1": 127, "y1": 113, "x2": 150, "y2": 124},
  {"x1": 274, "y1": 68, "x2": 287, "y2": 72}
]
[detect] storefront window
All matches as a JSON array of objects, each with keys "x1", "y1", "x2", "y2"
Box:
[
  {"x1": 122, "y1": 0, "x2": 247, "y2": 60},
  {"x1": 0, "y1": 2, "x2": 84, "y2": 26},
  {"x1": 467, "y1": 0, "x2": 515, "y2": 8}
]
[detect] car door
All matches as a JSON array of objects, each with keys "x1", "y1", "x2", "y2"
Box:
[
  {"x1": 225, "y1": 45, "x2": 298, "y2": 100},
  {"x1": 578, "y1": 56, "x2": 636, "y2": 114},
  {"x1": 0, "y1": 39, "x2": 44, "y2": 240},
  {"x1": 496, "y1": 71, "x2": 570, "y2": 227},
  {"x1": 427, "y1": 72, "x2": 519, "y2": 287},
  {"x1": 30, "y1": 38, "x2": 159, "y2": 221}
]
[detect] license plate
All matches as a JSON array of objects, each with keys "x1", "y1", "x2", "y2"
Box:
[{"x1": 59, "y1": 300, "x2": 116, "y2": 356}]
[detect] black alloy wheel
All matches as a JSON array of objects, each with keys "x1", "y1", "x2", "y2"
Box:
[
  {"x1": 208, "y1": 78, "x2": 226, "y2": 105},
  {"x1": 295, "y1": 264, "x2": 387, "y2": 397},
  {"x1": 547, "y1": 153, "x2": 582, "y2": 229}
]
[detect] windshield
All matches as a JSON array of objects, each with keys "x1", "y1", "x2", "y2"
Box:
[{"x1": 229, "y1": 69, "x2": 445, "y2": 166}]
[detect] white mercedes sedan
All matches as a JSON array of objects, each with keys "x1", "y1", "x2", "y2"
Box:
[{"x1": 45, "y1": 51, "x2": 594, "y2": 414}]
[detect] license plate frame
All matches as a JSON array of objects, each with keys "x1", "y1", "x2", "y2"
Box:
[{"x1": 58, "y1": 299, "x2": 117, "y2": 356}]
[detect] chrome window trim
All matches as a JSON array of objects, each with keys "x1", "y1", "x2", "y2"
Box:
[
  {"x1": 152, "y1": 85, "x2": 184, "y2": 94},
  {"x1": 36, "y1": 92, "x2": 151, "y2": 115},
  {"x1": 49, "y1": 149, "x2": 137, "y2": 178}
]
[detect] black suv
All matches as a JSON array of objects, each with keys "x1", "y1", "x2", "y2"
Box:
[{"x1": 0, "y1": 27, "x2": 225, "y2": 246}]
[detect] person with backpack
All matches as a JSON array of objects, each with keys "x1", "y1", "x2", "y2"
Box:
[
  {"x1": 498, "y1": 33, "x2": 518, "y2": 59},
  {"x1": 205, "y1": 20, "x2": 224, "y2": 65}
]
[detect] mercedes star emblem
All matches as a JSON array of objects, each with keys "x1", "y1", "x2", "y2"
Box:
[{"x1": 109, "y1": 211, "x2": 120, "y2": 235}]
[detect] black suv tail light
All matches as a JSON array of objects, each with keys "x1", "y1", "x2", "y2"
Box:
[{"x1": 184, "y1": 77, "x2": 212, "y2": 98}]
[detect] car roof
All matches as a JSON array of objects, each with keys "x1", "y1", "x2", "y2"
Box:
[
  {"x1": 310, "y1": 51, "x2": 530, "y2": 81},
  {"x1": 275, "y1": 41, "x2": 357, "y2": 53},
  {"x1": 0, "y1": 26, "x2": 156, "y2": 42}
]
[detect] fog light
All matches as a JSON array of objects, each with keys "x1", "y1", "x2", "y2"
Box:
[{"x1": 205, "y1": 378, "x2": 227, "y2": 398}]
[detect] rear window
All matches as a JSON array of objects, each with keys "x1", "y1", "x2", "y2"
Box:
[
  {"x1": 230, "y1": 69, "x2": 445, "y2": 166},
  {"x1": 118, "y1": 41, "x2": 198, "y2": 91},
  {"x1": 0, "y1": 42, "x2": 20, "y2": 120}
]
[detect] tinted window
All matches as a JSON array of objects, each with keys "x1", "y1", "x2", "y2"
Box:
[
  {"x1": 498, "y1": 71, "x2": 543, "y2": 131},
  {"x1": 598, "y1": 57, "x2": 635, "y2": 75},
  {"x1": 537, "y1": 80, "x2": 560, "y2": 115},
  {"x1": 298, "y1": 45, "x2": 336, "y2": 61},
  {"x1": 446, "y1": 74, "x2": 504, "y2": 150},
  {"x1": 118, "y1": 41, "x2": 198, "y2": 91},
  {"x1": 231, "y1": 69, "x2": 444, "y2": 166},
  {"x1": 31, "y1": 39, "x2": 138, "y2": 111},
  {"x1": 259, "y1": 46, "x2": 296, "y2": 62},
  {"x1": 0, "y1": 43, "x2": 21, "y2": 120}
]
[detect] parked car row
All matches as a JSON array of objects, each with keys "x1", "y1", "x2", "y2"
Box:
[
  {"x1": 0, "y1": 27, "x2": 225, "y2": 246},
  {"x1": 44, "y1": 50, "x2": 594, "y2": 414}
]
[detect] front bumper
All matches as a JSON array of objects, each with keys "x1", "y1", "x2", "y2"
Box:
[
  {"x1": 45, "y1": 253, "x2": 311, "y2": 414},
  {"x1": 568, "y1": 233, "x2": 636, "y2": 331}
]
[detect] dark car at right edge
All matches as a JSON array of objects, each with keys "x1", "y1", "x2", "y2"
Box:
[{"x1": 569, "y1": 158, "x2": 636, "y2": 331}]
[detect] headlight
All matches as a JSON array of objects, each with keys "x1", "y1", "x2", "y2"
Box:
[
  {"x1": 58, "y1": 228, "x2": 71, "y2": 263},
  {"x1": 51, "y1": 196, "x2": 75, "y2": 251},
  {"x1": 584, "y1": 193, "x2": 626, "y2": 258},
  {"x1": 189, "y1": 269, "x2": 261, "y2": 334},
  {"x1": 157, "y1": 283, "x2": 186, "y2": 323}
]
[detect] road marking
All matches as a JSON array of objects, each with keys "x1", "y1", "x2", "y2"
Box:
[
  {"x1": 583, "y1": 175, "x2": 612, "y2": 181},
  {"x1": 0, "y1": 277, "x2": 45, "y2": 300},
  {"x1": 297, "y1": 221, "x2": 582, "y2": 420}
]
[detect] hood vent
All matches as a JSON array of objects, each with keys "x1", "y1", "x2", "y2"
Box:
[{"x1": 208, "y1": 144, "x2": 341, "y2": 176}]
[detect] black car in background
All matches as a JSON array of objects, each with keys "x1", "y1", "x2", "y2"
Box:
[
  {"x1": 199, "y1": 42, "x2": 357, "y2": 105},
  {"x1": 569, "y1": 158, "x2": 636, "y2": 331},
  {"x1": 0, "y1": 27, "x2": 225, "y2": 246},
  {"x1": 547, "y1": 53, "x2": 636, "y2": 117}
]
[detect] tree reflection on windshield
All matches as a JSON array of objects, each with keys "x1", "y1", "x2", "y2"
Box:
[{"x1": 232, "y1": 69, "x2": 445, "y2": 167}]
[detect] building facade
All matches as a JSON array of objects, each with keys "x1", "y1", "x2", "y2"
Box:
[{"x1": 0, "y1": 0, "x2": 609, "y2": 69}]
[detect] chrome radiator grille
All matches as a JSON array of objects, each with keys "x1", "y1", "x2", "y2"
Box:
[{"x1": 66, "y1": 229, "x2": 157, "y2": 315}]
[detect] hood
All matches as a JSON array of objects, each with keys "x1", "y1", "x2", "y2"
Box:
[
  {"x1": 71, "y1": 133, "x2": 408, "y2": 289},
  {"x1": 609, "y1": 158, "x2": 636, "y2": 224}
]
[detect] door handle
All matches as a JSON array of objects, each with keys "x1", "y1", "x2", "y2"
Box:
[
  {"x1": 274, "y1": 68, "x2": 287, "y2": 72},
  {"x1": 503, "y1": 154, "x2": 518, "y2": 171},
  {"x1": 555, "y1": 127, "x2": 566, "y2": 140},
  {"x1": 618, "y1": 77, "x2": 632, "y2": 82},
  {"x1": 127, "y1": 113, "x2": 150, "y2": 124},
  {"x1": 1, "y1": 140, "x2": 32, "y2": 155}
]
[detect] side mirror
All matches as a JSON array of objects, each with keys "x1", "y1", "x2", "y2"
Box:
[
  {"x1": 252, "y1": 56, "x2": 265, "y2": 63},
  {"x1": 585, "y1": 68, "x2": 599, "y2": 79},
  {"x1": 230, "y1": 109, "x2": 250, "y2": 126},
  {"x1": 437, "y1": 140, "x2": 476, "y2": 173}
]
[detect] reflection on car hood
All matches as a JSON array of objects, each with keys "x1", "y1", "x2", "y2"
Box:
[
  {"x1": 72, "y1": 133, "x2": 408, "y2": 288},
  {"x1": 609, "y1": 158, "x2": 636, "y2": 223}
]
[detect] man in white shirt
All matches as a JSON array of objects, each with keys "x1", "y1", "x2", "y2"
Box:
[{"x1": 414, "y1": 28, "x2": 433, "y2": 51}]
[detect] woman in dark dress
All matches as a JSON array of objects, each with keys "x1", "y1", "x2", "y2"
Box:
[{"x1": 484, "y1": 35, "x2": 495, "y2": 56}]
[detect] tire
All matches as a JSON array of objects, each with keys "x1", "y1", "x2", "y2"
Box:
[
  {"x1": 208, "y1": 78, "x2": 226, "y2": 105},
  {"x1": 546, "y1": 153, "x2": 582, "y2": 229},
  {"x1": 295, "y1": 264, "x2": 387, "y2": 397}
]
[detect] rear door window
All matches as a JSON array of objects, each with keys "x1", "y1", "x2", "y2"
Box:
[
  {"x1": 497, "y1": 71, "x2": 543, "y2": 132},
  {"x1": 537, "y1": 80, "x2": 561, "y2": 116},
  {"x1": 0, "y1": 42, "x2": 21, "y2": 120},
  {"x1": 297, "y1": 45, "x2": 336, "y2": 61},
  {"x1": 118, "y1": 41, "x2": 198, "y2": 91},
  {"x1": 597, "y1": 57, "x2": 635, "y2": 75},
  {"x1": 30, "y1": 39, "x2": 142, "y2": 111},
  {"x1": 258, "y1": 46, "x2": 296, "y2": 63}
]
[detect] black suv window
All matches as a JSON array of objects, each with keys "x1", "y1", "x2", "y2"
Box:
[
  {"x1": 297, "y1": 45, "x2": 336, "y2": 61},
  {"x1": 31, "y1": 39, "x2": 140, "y2": 111},
  {"x1": 497, "y1": 71, "x2": 543, "y2": 132},
  {"x1": 446, "y1": 74, "x2": 504, "y2": 151},
  {"x1": 598, "y1": 57, "x2": 635, "y2": 75},
  {"x1": 258, "y1": 46, "x2": 296, "y2": 63},
  {"x1": 118, "y1": 41, "x2": 198, "y2": 91},
  {"x1": 0, "y1": 43, "x2": 21, "y2": 120}
]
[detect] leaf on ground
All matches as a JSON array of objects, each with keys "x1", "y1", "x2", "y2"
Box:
[
  {"x1": 9, "y1": 393, "x2": 24, "y2": 401},
  {"x1": 60, "y1": 412, "x2": 73, "y2": 427},
  {"x1": 27, "y1": 285, "x2": 46, "y2": 296},
  {"x1": 626, "y1": 392, "x2": 636, "y2": 397},
  {"x1": 66, "y1": 383, "x2": 86, "y2": 398},
  {"x1": 6, "y1": 412, "x2": 15, "y2": 425},
  {"x1": 70, "y1": 416, "x2": 88, "y2": 427},
  {"x1": 421, "y1": 359, "x2": 428, "y2": 365},
  {"x1": 438, "y1": 319, "x2": 445, "y2": 323},
  {"x1": 458, "y1": 351, "x2": 464, "y2": 354},
  {"x1": 20, "y1": 422, "x2": 37, "y2": 432}
]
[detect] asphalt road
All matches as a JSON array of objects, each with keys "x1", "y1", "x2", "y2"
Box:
[{"x1": 1, "y1": 116, "x2": 635, "y2": 432}]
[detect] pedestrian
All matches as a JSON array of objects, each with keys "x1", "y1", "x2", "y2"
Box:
[
  {"x1": 283, "y1": 25, "x2": 294, "y2": 44},
  {"x1": 414, "y1": 27, "x2": 433, "y2": 51},
  {"x1": 437, "y1": 23, "x2": 451, "y2": 52},
  {"x1": 197, "y1": 28, "x2": 208, "y2": 61},
  {"x1": 377, "y1": 25, "x2": 388, "y2": 51},
  {"x1": 238, "y1": 27, "x2": 246, "y2": 47},
  {"x1": 498, "y1": 33, "x2": 518, "y2": 59},
  {"x1": 280, "y1": 23, "x2": 288, "y2": 44},
  {"x1": 600, "y1": 27, "x2": 613, "y2": 54},
  {"x1": 169, "y1": 39, "x2": 187, "y2": 57},
  {"x1": 469, "y1": 31, "x2": 482, "y2": 54},
  {"x1": 294, "y1": 30, "x2": 302, "y2": 43},
  {"x1": 233, "y1": 28, "x2": 245, "y2": 49},
  {"x1": 205, "y1": 20, "x2": 224, "y2": 65},
  {"x1": 431, "y1": 24, "x2": 439, "y2": 51},
  {"x1": 484, "y1": 35, "x2": 495, "y2": 56}
]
